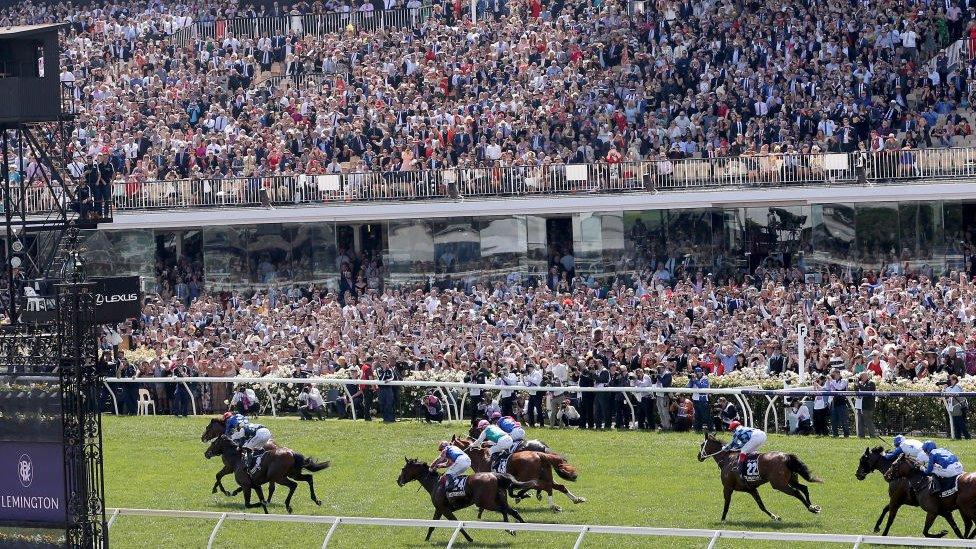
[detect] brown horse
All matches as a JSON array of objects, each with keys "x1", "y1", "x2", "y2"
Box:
[
  {"x1": 698, "y1": 432, "x2": 822, "y2": 522},
  {"x1": 204, "y1": 435, "x2": 330, "y2": 514},
  {"x1": 884, "y1": 453, "x2": 976, "y2": 538},
  {"x1": 855, "y1": 446, "x2": 920, "y2": 535},
  {"x1": 453, "y1": 436, "x2": 585, "y2": 512},
  {"x1": 396, "y1": 458, "x2": 536, "y2": 543}
]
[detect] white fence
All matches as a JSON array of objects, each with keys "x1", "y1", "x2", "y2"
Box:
[
  {"x1": 103, "y1": 507, "x2": 976, "y2": 549},
  {"x1": 99, "y1": 377, "x2": 970, "y2": 436}
]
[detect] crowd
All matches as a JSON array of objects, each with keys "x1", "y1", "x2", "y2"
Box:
[
  {"x1": 5, "y1": 0, "x2": 976, "y2": 196},
  {"x1": 102, "y1": 253, "x2": 975, "y2": 438}
]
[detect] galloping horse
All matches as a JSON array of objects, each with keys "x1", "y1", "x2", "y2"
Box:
[
  {"x1": 397, "y1": 458, "x2": 536, "y2": 543},
  {"x1": 204, "y1": 436, "x2": 330, "y2": 514},
  {"x1": 452, "y1": 436, "x2": 585, "y2": 512},
  {"x1": 884, "y1": 453, "x2": 976, "y2": 538},
  {"x1": 855, "y1": 446, "x2": 920, "y2": 535},
  {"x1": 698, "y1": 432, "x2": 822, "y2": 521}
]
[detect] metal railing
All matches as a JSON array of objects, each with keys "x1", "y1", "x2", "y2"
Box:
[
  {"x1": 176, "y1": 7, "x2": 432, "y2": 46},
  {"x1": 103, "y1": 507, "x2": 976, "y2": 549},
  {"x1": 19, "y1": 147, "x2": 976, "y2": 214}
]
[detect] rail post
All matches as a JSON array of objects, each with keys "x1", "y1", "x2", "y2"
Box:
[
  {"x1": 572, "y1": 525, "x2": 589, "y2": 549},
  {"x1": 852, "y1": 534, "x2": 864, "y2": 549},
  {"x1": 321, "y1": 517, "x2": 341, "y2": 548},
  {"x1": 181, "y1": 381, "x2": 198, "y2": 415},
  {"x1": 103, "y1": 380, "x2": 119, "y2": 415},
  {"x1": 106, "y1": 508, "x2": 120, "y2": 530},
  {"x1": 206, "y1": 512, "x2": 227, "y2": 549},
  {"x1": 706, "y1": 530, "x2": 721, "y2": 549},
  {"x1": 445, "y1": 521, "x2": 465, "y2": 548}
]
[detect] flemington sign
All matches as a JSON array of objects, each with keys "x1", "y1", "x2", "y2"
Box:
[{"x1": 0, "y1": 441, "x2": 65, "y2": 525}]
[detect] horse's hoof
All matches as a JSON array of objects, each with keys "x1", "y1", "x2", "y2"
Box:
[
  {"x1": 771, "y1": 515, "x2": 781, "y2": 522},
  {"x1": 315, "y1": 500, "x2": 323, "y2": 506},
  {"x1": 809, "y1": 505, "x2": 822, "y2": 514},
  {"x1": 550, "y1": 506, "x2": 562, "y2": 513},
  {"x1": 506, "y1": 530, "x2": 516, "y2": 537},
  {"x1": 575, "y1": 497, "x2": 587, "y2": 504},
  {"x1": 286, "y1": 507, "x2": 293, "y2": 515},
  {"x1": 536, "y1": 493, "x2": 543, "y2": 501},
  {"x1": 934, "y1": 531, "x2": 948, "y2": 538}
]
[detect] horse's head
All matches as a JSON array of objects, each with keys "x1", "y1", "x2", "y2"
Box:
[
  {"x1": 698, "y1": 432, "x2": 722, "y2": 462},
  {"x1": 452, "y1": 436, "x2": 470, "y2": 449},
  {"x1": 883, "y1": 454, "x2": 914, "y2": 482},
  {"x1": 397, "y1": 457, "x2": 428, "y2": 487},
  {"x1": 856, "y1": 446, "x2": 886, "y2": 480},
  {"x1": 204, "y1": 435, "x2": 234, "y2": 460},
  {"x1": 202, "y1": 418, "x2": 225, "y2": 442}
]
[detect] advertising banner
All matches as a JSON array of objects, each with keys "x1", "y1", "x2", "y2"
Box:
[
  {"x1": 91, "y1": 276, "x2": 142, "y2": 324},
  {"x1": 0, "y1": 441, "x2": 65, "y2": 525}
]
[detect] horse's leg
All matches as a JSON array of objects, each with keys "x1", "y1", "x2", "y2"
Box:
[
  {"x1": 881, "y1": 502, "x2": 901, "y2": 536},
  {"x1": 550, "y1": 481, "x2": 585, "y2": 505},
  {"x1": 793, "y1": 480, "x2": 815, "y2": 509},
  {"x1": 295, "y1": 473, "x2": 322, "y2": 505},
  {"x1": 775, "y1": 482, "x2": 819, "y2": 514},
  {"x1": 922, "y1": 511, "x2": 949, "y2": 538},
  {"x1": 747, "y1": 489, "x2": 780, "y2": 522},
  {"x1": 267, "y1": 482, "x2": 275, "y2": 503},
  {"x1": 425, "y1": 510, "x2": 442, "y2": 541},
  {"x1": 873, "y1": 504, "x2": 890, "y2": 533},
  {"x1": 941, "y1": 511, "x2": 965, "y2": 539},
  {"x1": 279, "y1": 478, "x2": 298, "y2": 514},
  {"x1": 441, "y1": 510, "x2": 474, "y2": 543},
  {"x1": 721, "y1": 486, "x2": 733, "y2": 521},
  {"x1": 254, "y1": 485, "x2": 269, "y2": 514}
]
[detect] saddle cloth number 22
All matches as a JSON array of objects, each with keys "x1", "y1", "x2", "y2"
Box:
[{"x1": 746, "y1": 461, "x2": 759, "y2": 477}]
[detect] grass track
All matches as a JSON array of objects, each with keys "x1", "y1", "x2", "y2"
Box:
[{"x1": 102, "y1": 416, "x2": 976, "y2": 548}]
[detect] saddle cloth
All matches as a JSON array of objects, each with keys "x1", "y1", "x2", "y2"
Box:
[
  {"x1": 492, "y1": 455, "x2": 510, "y2": 474},
  {"x1": 743, "y1": 456, "x2": 761, "y2": 482},
  {"x1": 935, "y1": 475, "x2": 959, "y2": 498},
  {"x1": 445, "y1": 475, "x2": 467, "y2": 499},
  {"x1": 511, "y1": 440, "x2": 526, "y2": 453}
]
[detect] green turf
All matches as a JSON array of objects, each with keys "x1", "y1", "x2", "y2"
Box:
[{"x1": 100, "y1": 416, "x2": 975, "y2": 548}]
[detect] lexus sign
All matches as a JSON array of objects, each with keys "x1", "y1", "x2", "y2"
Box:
[{"x1": 92, "y1": 276, "x2": 142, "y2": 324}]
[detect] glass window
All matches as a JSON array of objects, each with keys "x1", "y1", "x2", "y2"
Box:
[
  {"x1": 524, "y1": 215, "x2": 548, "y2": 277},
  {"x1": 665, "y1": 209, "x2": 712, "y2": 273},
  {"x1": 573, "y1": 212, "x2": 605, "y2": 276},
  {"x1": 623, "y1": 210, "x2": 665, "y2": 270},
  {"x1": 203, "y1": 225, "x2": 252, "y2": 288},
  {"x1": 810, "y1": 203, "x2": 856, "y2": 276},
  {"x1": 478, "y1": 216, "x2": 526, "y2": 284},
  {"x1": 386, "y1": 219, "x2": 434, "y2": 286},
  {"x1": 898, "y1": 201, "x2": 943, "y2": 273},
  {"x1": 82, "y1": 229, "x2": 154, "y2": 279},
  {"x1": 855, "y1": 203, "x2": 900, "y2": 271},
  {"x1": 432, "y1": 218, "x2": 480, "y2": 280}
]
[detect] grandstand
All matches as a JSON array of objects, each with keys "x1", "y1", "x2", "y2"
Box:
[{"x1": 4, "y1": 0, "x2": 976, "y2": 546}]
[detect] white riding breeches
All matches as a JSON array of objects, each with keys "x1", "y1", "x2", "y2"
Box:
[
  {"x1": 934, "y1": 461, "x2": 964, "y2": 478},
  {"x1": 490, "y1": 436, "x2": 513, "y2": 456},
  {"x1": 445, "y1": 454, "x2": 471, "y2": 477},
  {"x1": 739, "y1": 431, "x2": 766, "y2": 455},
  {"x1": 509, "y1": 427, "x2": 526, "y2": 442},
  {"x1": 243, "y1": 428, "x2": 272, "y2": 451}
]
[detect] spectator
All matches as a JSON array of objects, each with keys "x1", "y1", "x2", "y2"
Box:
[
  {"x1": 377, "y1": 357, "x2": 397, "y2": 423},
  {"x1": 826, "y1": 369, "x2": 851, "y2": 438},
  {"x1": 298, "y1": 386, "x2": 325, "y2": 420},
  {"x1": 790, "y1": 400, "x2": 812, "y2": 436},
  {"x1": 556, "y1": 398, "x2": 579, "y2": 428},
  {"x1": 716, "y1": 396, "x2": 739, "y2": 431},
  {"x1": 231, "y1": 386, "x2": 260, "y2": 415},
  {"x1": 812, "y1": 375, "x2": 830, "y2": 436},
  {"x1": 945, "y1": 374, "x2": 971, "y2": 440},
  {"x1": 422, "y1": 392, "x2": 443, "y2": 423},
  {"x1": 854, "y1": 372, "x2": 878, "y2": 438},
  {"x1": 688, "y1": 367, "x2": 711, "y2": 432}
]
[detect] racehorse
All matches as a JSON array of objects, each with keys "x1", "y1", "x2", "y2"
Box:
[
  {"x1": 698, "y1": 432, "x2": 822, "y2": 521},
  {"x1": 397, "y1": 458, "x2": 536, "y2": 543},
  {"x1": 204, "y1": 435, "x2": 330, "y2": 514},
  {"x1": 855, "y1": 446, "x2": 920, "y2": 535},
  {"x1": 466, "y1": 425, "x2": 551, "y2": 453},
  {"x1": 884, "y1": 453, "x2": 976, "y2": 538},
  {"x1": 202, "y1": 417, "x2": 230, "y2": 442},
  {"x1": 452, "y1": 436, "x2": 585, "y2": 512}
]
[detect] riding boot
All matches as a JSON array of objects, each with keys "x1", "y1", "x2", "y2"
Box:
[{"x1": 738, "y1": 458, "x2": 748, "y2": 480}]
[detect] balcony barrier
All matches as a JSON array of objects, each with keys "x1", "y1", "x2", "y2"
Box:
[{"x1": 14, "y1": 147, "x2": 976, "y2": 214}]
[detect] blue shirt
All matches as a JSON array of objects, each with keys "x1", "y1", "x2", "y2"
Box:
[
  {"x1": 724, "y1": 427, "x2": 755, "y2": 450},
  {"x1": 498, "y1": 417, "x2": 517, "y2": 433},
  {"x1": 445, "y1": 446, "x2": 464, "y2": 462},
  {"x1": 689, "y1": 376, "x2": 709, "y2": 401},
  {"x1": 926, "y1": 448, "x2": 960, "y2": 475}
]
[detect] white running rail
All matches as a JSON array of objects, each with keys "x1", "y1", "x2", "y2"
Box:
[{"x1": 103, "y1": 507, "x2": 976, "y2": 549}]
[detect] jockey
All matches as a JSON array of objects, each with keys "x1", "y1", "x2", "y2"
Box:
[
  {"x1": 884, "y1": 434, "x2": 925, "y2": 464},
  {"x1": 488, "y1": 411, "x2": 502, "y2": 424},
  {"x1": 472, "y1": 419, "x2": 489, "y2": 436},
  {"x1": 430, "y1": 441, "x2": 471, "y2": 486},
  {"x1": 722, "y1": 421, "x2": 767, "y2": 479},
  {"x1": 920, "y1": 441, "x2": 964, "y2": 491},
  {"x1": 472, "y1": 422, "x2": 513, "y2": 470},
  {"x1": 498, "y1": 415, "x2": 525, "y2": 444},
  {"x1": 223, "y1": 412, "x2": 247, "y2": 436},
  {"x1": 229, "y1": 417, "x2": 273, "y2": 473}
]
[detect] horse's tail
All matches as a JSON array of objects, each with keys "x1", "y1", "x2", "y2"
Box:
[
  {"x1": 786, "y1": 454, "x2": 822, "y2": 483},
  {"x1": 495, "y1": 472, "x2": 537, "y2": 492},
  {"x1": 539, "y1": 453, "x2": 578, "y2": 481},
  {"x1": 294, "y1": 452, "x2": 331, "y2": 473}
]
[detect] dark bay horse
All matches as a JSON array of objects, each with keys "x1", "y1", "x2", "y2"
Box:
[
  {"x1": 855, "y1": 446, "x2": 920, "y2": 535},
  {"x1": 204, "y1": 435, "x2": 330, "y2": 514},
  {"x1": 396, "y1": 458, "x2": 536, "y2": 543},
  {"x1": 884, "y1": 453, "x2": 975, "y2": 538},
  {"x1": 698, "y1": 432, "x2": 822, "y2": 521},
  {"x1": 453, "y1": 436, "x2": 585, "y2": 512}
]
